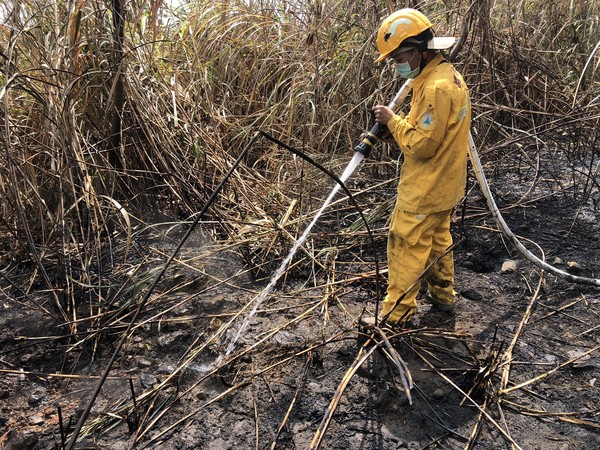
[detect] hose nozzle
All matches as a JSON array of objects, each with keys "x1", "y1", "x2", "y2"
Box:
[
  {"x1": 353, "y1": 78, "x2": 413, "y2": 158},
  {"x1": 354, "y1": 123, "x2": 387, "y2": 157}
]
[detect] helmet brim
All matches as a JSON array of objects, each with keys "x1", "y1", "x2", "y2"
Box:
[{"x1": 427, "y1": 36, "x2": 456, "y2": 50}]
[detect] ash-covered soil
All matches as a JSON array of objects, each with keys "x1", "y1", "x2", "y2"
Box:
[{"x1": 1, "y1": 153, "x2": 599, "y2": 450}]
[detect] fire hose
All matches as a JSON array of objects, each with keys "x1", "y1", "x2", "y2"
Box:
[{"x1": 467, "y1": 133, "x2": 600, "y2": 286}]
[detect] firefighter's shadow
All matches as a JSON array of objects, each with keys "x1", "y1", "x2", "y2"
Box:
[
  {"x1": 355, "y1": 305, "x2": 480, "y2": 448},
  {"x1": 369, "y1": 309, "x2": 478, "y2": 447}
]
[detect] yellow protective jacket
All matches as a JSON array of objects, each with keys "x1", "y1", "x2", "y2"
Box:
[{"x1": 386, "y1": 53, "x2": 471, "y2": 213}]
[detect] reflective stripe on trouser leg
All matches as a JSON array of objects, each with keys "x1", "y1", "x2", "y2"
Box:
[
  {"x1": 382, "y1": 209, "x2": 454, "y2": 324},
  {"x1": 424, "y1": 213, "x2": 456, "y2": 304}
]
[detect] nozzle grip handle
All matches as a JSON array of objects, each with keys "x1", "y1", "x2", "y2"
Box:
[
  {"x1": 354, "y1": 78, "x2": 413, "y2": 158},
  {"x1": 354, "y1": 123, "x2": 387, "y2": 156}
]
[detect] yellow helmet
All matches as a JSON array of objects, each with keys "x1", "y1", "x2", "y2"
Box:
[{"x1": 375, "y1": 9, "x2": 432, "y2": 63}]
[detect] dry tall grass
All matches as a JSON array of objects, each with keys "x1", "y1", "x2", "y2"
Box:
[{"x1": 0, "y1": 0, "x2": 598, "y2": 325}]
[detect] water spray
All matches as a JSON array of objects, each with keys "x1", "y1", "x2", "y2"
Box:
[{"x1": 215, "y1": 82, "x2": 416, "y2": 362}]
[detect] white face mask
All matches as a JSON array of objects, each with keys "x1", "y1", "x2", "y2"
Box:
[
  {"x1": 394, "y1": 48, "x2": 421, "y2": 79},
  {"x1": 395, "y1": 61, "x2": 421, "y2": 79}
]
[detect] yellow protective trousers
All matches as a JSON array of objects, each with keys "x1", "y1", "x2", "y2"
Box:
[{"x1": 382, "y1": 208, "x2": 456, "y2": 324}]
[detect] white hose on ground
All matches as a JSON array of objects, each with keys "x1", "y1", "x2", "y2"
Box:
[{"x1": 467, "y1": 133, "x2": 600, "y2": 287}]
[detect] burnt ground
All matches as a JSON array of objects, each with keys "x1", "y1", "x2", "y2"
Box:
[{"x1": 1, "y1": 152, "x2": 599, "y2": 450}]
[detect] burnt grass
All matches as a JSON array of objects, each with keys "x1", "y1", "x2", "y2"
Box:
[{"x1": 1, "y1": 148, "x2": 599, "y2": 449}]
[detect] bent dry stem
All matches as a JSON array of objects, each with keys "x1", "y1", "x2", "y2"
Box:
[{"x1": 63, "y1": 132, "x2": 262, "y2": 449}]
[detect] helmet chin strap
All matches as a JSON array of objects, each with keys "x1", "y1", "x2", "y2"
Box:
[{"x1": 419, "y1": 50, "x2": 430, "y2": 70}]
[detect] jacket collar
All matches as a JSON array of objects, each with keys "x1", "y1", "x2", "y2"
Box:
[{"x1": 411, "y1": 53, "x2": 445, "y2": 92}]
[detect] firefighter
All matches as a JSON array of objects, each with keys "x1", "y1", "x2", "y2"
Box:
[{"x1": 371, "y1": 8, "x2": 471, "y2": 326}]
